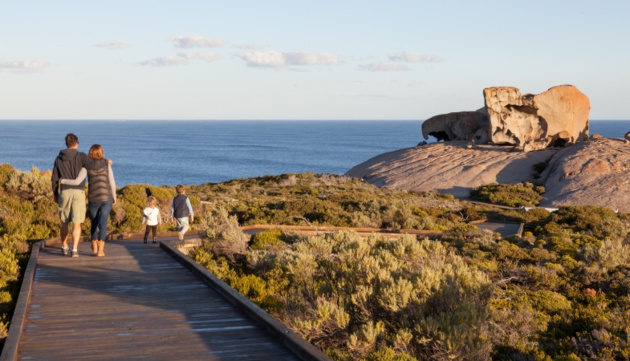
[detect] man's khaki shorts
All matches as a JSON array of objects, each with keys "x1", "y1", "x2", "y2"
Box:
[{"x1": 58, "y1": 189, "x2": 86, "y2": 224}]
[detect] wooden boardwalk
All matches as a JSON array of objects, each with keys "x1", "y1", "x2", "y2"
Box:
[{"x1": 3, "y1": 239, "x2": 328, "y2": 361}]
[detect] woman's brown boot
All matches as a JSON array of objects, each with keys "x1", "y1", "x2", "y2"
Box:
[
  {"x1": 97, "y1": 240, "x2": 106, "y2": 257},
  {"x1": 91, "y1": 240, "x2": 98, "y2": 256}
]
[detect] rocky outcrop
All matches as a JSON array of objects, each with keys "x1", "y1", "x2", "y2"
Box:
[
  {"x1": 347, "y1": 138, "x2": 630, "y2": 212},
  {"x1": 539, "y1": 138, "x2": 630, "y2": 211},
  {"x1": 421, "y1": 110, "x2": 489, "y2": 143},
  {"x1": 346, "y1": 141, "x2": 556, "y2": 198},
  {"x1": 422, "y1": 85, "x2": 590, "y2": 151},
  {"x1": 484, "y1": 85, "x2": 590, "y2": 151}
]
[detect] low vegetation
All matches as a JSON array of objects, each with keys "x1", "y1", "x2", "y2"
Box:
[
  {"x1": 1, "y1": 165, "x2": 629, "y2": 360},
  {"x1": 192, "y1": 202, "x2": 630, "y2": 360},
  {"x1": 470, "y1": 182, "x2": 546, "y2": 207},
  {"x1": 188, "y1": 173, "x2": 465, "y2": 231}
]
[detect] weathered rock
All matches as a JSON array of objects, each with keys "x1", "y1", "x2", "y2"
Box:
[
  {"x1": 540, "y1": 137, "x2": 630, "y2": 212},
  {"x1": 421, "y1": 110, "x2": 489, "y2": 143},
  {"x1": 484, "y1": 85, "x2": 590, "y2": 150},
  {"x1": 347, "y1": 137, "x2": 630, "y2": 212},
  {"x1": 421, "y1": 85, "x2": 590, "y2": 151},
  {"x1": 346, "y1": 141, "x2": 556, "y2": 198}
]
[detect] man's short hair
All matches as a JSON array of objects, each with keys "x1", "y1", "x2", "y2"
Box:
[
  {"x1": 65, "y1": 133, "x2": 78, "y2": 148},
  {"x1": 176, "y1": 184, "x2": 185, "y2": 194}
]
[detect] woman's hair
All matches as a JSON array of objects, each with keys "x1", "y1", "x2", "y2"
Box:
[
  {"x1": 88, "y1": 144, "x2": 104, "y2": 160},
  {"x1": 147, "y1": 196, "x2": 157, "y2": 207}
]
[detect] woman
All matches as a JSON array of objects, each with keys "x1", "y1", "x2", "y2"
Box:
[{"x1": 61, "y1": 144, "x2": 116, "y2": 257}]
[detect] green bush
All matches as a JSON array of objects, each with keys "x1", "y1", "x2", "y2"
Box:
[
  {"x1": 361, "y1": 347, "x2": 418, "y2": 361},
  {"x1": 550, "y1": 206, "x2": 625, "y2": 239},
  {"x1": 198, "y1": 207, "x2": 249, "y2": 260},
  {"x1": 250, "y1": 229, "x2": 288, "y2": 250},
  {"x1": 470, "y1": 182, "x2": 544, "y2": 207}
]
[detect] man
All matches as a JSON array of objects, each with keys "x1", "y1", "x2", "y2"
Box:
[{"x1": 51, "y1": 133, "x2": 89, "y2": 257}]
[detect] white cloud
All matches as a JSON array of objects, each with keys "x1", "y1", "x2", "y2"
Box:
[
  {"x1": 237, "y1": 50, "x2": 341, "y2": 68},
  {"x1": 0, "y1": 60, "x2": 49, "y2": 72},
  {"x1": 139, "y1": 52, "x2": 218, "y2": 67},
  {"x1": 139, "y1": 56, "x2": 187, "y2": 67},
  {"x1": 388, "y1": 52, "x2": 443, "y2": 63},
  {"x1": 94, "y1": 40, "x2": 131, "y2": 50},
  {"x1": 233, "y1": 43, "x2": 265, "y2": 50},
  {"x1": 359, "y1": 62, "x2": 412, "y2": 72},
  {"x1": 171, "y1": 35, "x2": 225, "y2": 48},
  {"x1": 284, "y1": 51, "x2": 341, "y2": 65},
  {"x1": 177, "y1": 51, "x2": 218, "y2": 63},
  {"x1": 237, "y1": 50, "x2": 285, "y2": 68}
]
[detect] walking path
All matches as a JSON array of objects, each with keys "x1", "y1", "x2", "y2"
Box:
[{"x1": 2, "y1": 239, "x2": 328, "y2": 361}]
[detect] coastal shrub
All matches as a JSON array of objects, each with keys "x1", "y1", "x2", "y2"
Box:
[
  {"x1": 5, "y1": 167, "x2": 51, "y2": 201},
  {"x1": 470, "y1": 182, "x2": 544, "y2": 207},
  {"x1": 361, "y1": 347, "x2": 418, "y2": 361},
  {"x1": 198, "y1": 207, "x2": 249, "y2": 260},
  {"x1": 189, "y1": 173, "x2": 465, "y2": 232},
  {"x1": 0, "y1": 164, "x2": 13, "y2": 186},
  {"x1": 550, "y1": 206, "x2": 625, "y2": 239},
  {"x1": 2, "y1": 167, "x2": 630, "y2": 359},
  {"x1": 194, "y1": 193, "x2": 630, "y2": 360},
  {"x1": 194, "y1": 231, "x2": 494, "y2": 360},
  {"x1": 250, "y1": 229, "x2": 288, "y2": 250},
  {"x1": 597, "y1": 237, "x2": 630, "y2": 269}
]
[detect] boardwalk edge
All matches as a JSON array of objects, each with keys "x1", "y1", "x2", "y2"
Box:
[
  {"x1": 0, "y1": 240, "x2": 43, "y2": 361},
  {"x1": 160, "y1": 240, "x2": 332, "y2": 361}
]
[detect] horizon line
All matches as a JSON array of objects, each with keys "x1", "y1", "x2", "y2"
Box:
[{"x1": 0, "y1": 118, "x2": 628, "y2": 122}]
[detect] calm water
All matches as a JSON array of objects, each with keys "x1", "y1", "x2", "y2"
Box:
[{"x1": 0, "y1": 120, "x2": 627, "y2": 186}]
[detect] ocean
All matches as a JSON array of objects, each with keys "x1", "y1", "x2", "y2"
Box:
[{"x1": 0, "y1": 120, "x2": 628, "y2": 186}]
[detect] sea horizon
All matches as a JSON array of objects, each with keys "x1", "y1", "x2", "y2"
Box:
[{"x1": 1, "y1": 119, "x2": 628, "y2": 187}]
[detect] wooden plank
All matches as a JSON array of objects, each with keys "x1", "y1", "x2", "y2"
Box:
[{"x1": 9, "y1": 240, "x2": 308, "y2": 361}]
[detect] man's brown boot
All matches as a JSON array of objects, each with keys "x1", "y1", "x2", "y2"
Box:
[
  {"x1": 97, "y1": 240, "x2": 105, "y2": 257},
  {"x1": 91, "y1": 240, "x2": 98, "y2": 256}
]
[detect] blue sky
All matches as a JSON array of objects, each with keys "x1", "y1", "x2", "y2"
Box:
[{"x1": 1, "y1": 0, "x2": 628, "y2": 120}]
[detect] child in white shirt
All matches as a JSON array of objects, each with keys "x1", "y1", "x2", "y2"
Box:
[{"x1": 142, "y1": 196, "x2": 161, "y2": 244}]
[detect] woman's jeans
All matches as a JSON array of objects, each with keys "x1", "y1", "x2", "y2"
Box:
[{"x1": 88, "y1": 200, "x2": 113, "y2": 241}]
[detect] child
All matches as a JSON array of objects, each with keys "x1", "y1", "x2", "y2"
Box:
[
  {"x1": 171, "y1": 184, "x2": 194, "y2": 241},
  {"x1": 142, "y1": 196, "x2": 161, "y2": 244}
]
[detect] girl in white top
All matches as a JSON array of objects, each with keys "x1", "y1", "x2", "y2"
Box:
[{"x1": 142, "y1": 196, "x2": 161, "y2": 244}]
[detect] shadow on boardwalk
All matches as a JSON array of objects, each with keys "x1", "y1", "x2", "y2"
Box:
[{"x1": 17, "y1": 240, "x2": 299, "y2": 361}]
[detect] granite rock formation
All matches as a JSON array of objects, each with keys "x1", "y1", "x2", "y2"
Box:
[
  {"x1": 347, "y1": 138, "x2": 630, "y2": 212},
  {"x1": 539, "y1": 137, "x2": 630, "y2": 211},
  {"x1": 484, "y1": 85, "x2": 590, "y2": 151},
  {"x1": 346, "y1": 141, "x2": 556, "y2": 198},
  {"x1": 421, "y1": 110, "x2": 489, "y2": 143},
  {"x1": 422, "y1": 85, "x2": 590, "y2": 151}
]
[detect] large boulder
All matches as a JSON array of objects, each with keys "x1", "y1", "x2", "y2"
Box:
[
  {"x1": 484, "y1": 85, "x2": 590, "y2": 151},
  {"x1": 421, "y1": 85, "x2": 590, "y2": 151},
  {"x1": 422, "y1": 110, "x2": 489, "y2": 143}
]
